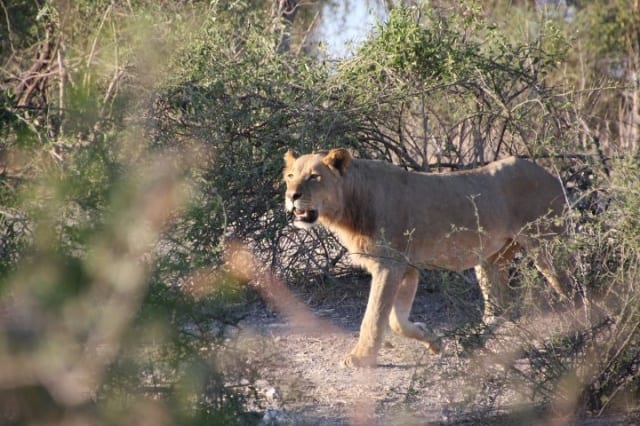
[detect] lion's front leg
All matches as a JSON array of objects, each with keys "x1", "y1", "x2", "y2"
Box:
[
  {"x1": 343, "y1": 265, "x2": 403, "y2": 368},
  {"x1": 389, "y1": 268, "x2": 441, "y2": 354}
]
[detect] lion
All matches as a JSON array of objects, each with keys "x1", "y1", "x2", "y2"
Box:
[{"x1": 283, "y1": 148, "x2": 568, "y2": 368}]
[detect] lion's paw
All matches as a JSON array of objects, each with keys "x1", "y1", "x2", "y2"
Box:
[
  {"x1": 342, "y1": 352, "x2": 377, "y2": 368},
  {"x1": 482, "y1": 314, "x2": 506, "y2": 327},
  {"x1": 415, "y1": 322, "x2": 442, "y2": 354}
]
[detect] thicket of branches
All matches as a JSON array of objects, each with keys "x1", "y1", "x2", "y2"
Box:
[{"x1": 0, "y1": 0, "x2": 639, "y2": 423}]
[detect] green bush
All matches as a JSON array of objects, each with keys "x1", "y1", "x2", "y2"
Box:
[
  {"x1": 150, "y1": 3, "x2": 361, "y2": 275},
  {"x1": 337, "y1": 3, "x2": 572, "y2": 169}
]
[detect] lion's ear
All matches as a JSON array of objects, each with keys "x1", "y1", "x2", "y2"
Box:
[
  {"x1": 284, "y1": 149, "x2": 298, "y2": 168},
  {"x1": 322, "y1": 148, "x2": 351, "y2": 175}
]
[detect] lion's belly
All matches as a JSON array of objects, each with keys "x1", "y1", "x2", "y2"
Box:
[{"x1": 410, "y1": 232, "x2": 509, "y2": 271}]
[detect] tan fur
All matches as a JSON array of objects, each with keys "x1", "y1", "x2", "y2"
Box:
[{"x1": 284, "y1": 148, "x2": 567, "y2": 367}]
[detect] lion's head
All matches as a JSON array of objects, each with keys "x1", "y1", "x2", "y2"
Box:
[{"x1": 283, "y1": 148, "x2": 351, "y2": 229}]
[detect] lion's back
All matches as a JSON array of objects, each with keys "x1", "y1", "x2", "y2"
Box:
[{"x1": 488, "y1": 157, "x2": 565, "y2": 227}]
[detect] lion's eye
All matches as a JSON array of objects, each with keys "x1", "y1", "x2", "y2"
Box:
[
  {"x1": 286, "y1": 173, "x2": 294, "y2": 180},
  {"x1": 308, "y1": 173, "x2": 321, "y2": 182}
]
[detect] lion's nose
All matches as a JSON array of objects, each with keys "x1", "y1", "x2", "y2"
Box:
[{"x1": 288, "y1": 191, "x2": 302, "y2": 201}]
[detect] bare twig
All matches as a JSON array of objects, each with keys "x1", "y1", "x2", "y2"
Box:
[
  {"x1": 0, "y1": 0, "x2": 15, "y2": 55},
  {"x1": 16, "y1": 23, "x2": 57, "y2": 107},
  {"x1": 100, "y1": 17, "x2": 123, "y2": 117},
  {"x1": 57, "y1": 42, "x2": 66, "y2": 138},
  {"x1": 86, "y1": 3, "x2": 112, "y2": 69}
]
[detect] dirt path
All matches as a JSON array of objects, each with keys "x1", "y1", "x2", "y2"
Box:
[
  {"x1": 238, "y1": 274, "x2": 636, "y2": 425},
  {"x1": 238, "y1": 274, "x2": 494, "y2": 424}
]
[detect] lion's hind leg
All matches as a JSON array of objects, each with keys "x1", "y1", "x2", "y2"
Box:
[
  {"x1": 515, "y1": 235, "x2": 570, "y2": 300},
  {"x1": 475, "y1": 240, "x2": 520, "y2": 321},
  {"x1": 388, "y1": 268, "x2": 441, "y2": 354}
]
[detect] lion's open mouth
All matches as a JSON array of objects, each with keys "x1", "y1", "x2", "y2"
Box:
[{"x1": 292, "y1": 207, "x2": 318, "y2": 224}]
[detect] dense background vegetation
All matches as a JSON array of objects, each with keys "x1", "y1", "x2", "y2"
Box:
[{"x1": 0, "y1": 0, "x2": 638, "y2": 423}]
